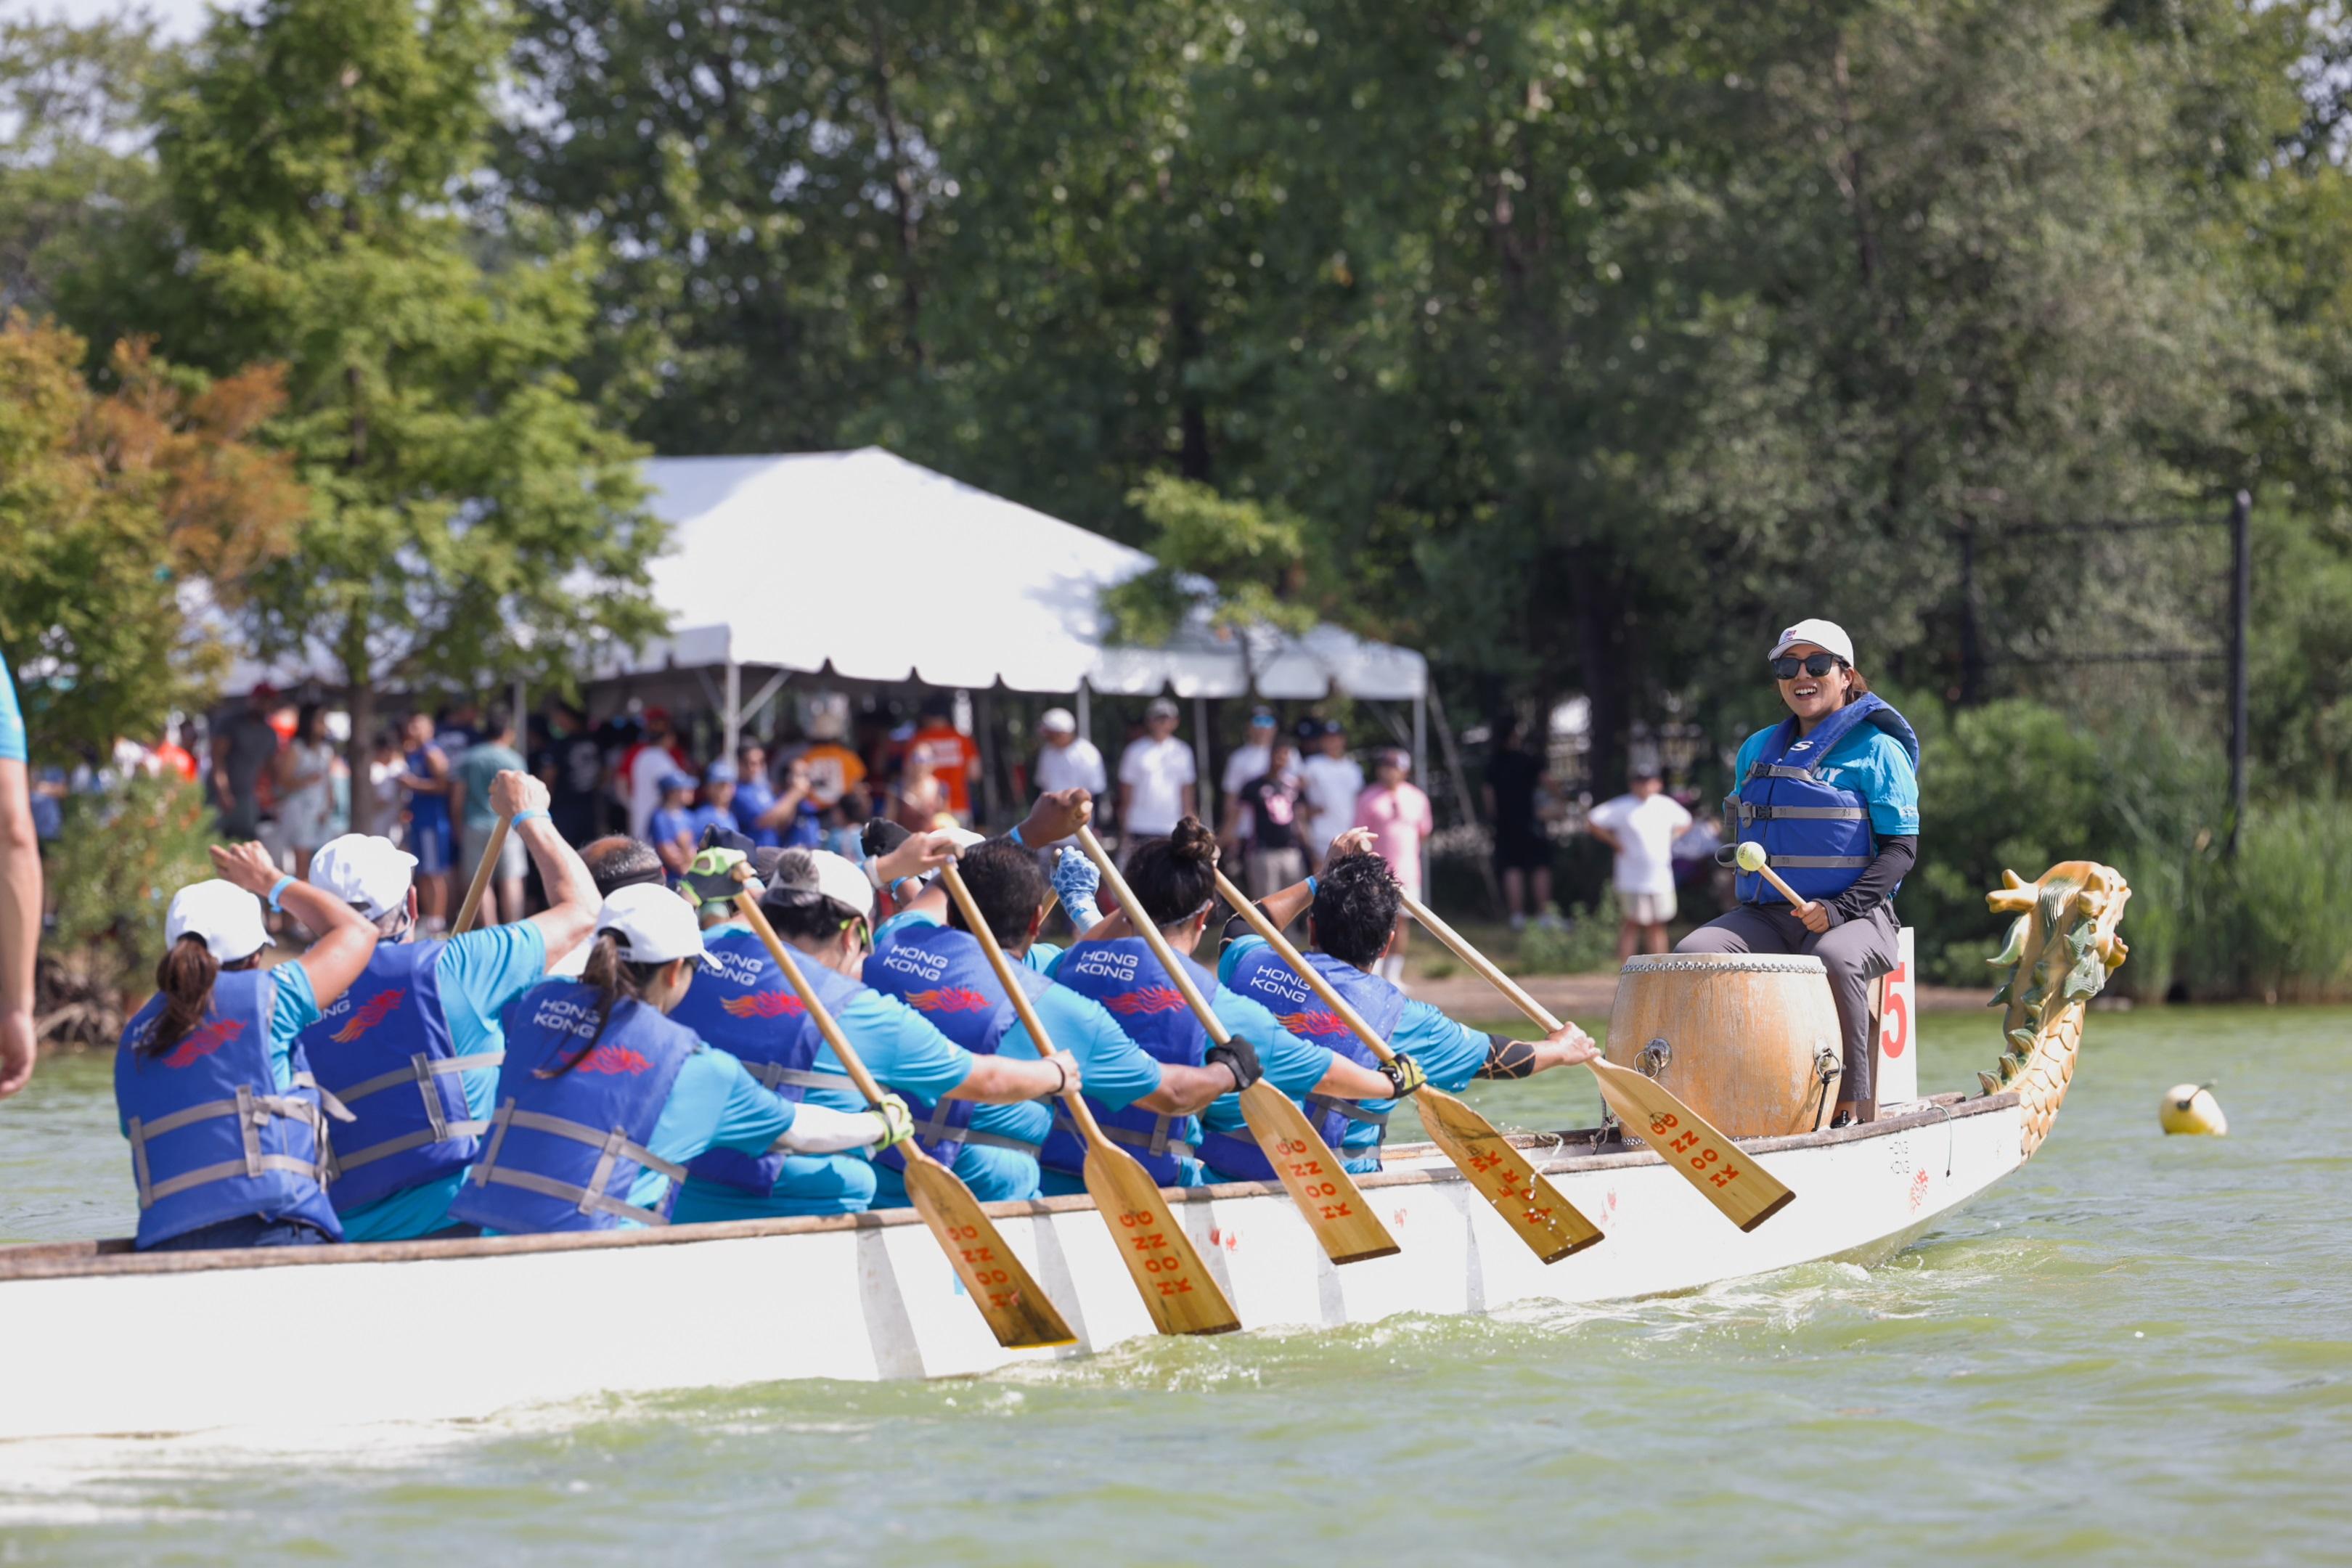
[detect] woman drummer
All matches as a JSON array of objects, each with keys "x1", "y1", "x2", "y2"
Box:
[{"x1": 1678, "y1": 618, "x2": 1919, "y2": 1124}]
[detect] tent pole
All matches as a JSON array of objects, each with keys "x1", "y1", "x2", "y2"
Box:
[
  {"x1": 723, "y1": 659, "x2": 742, "y2": 759},
  {"x1": 1192, "y1": 695, "x2": 1214, "y2": 828},
  {"x1": 1426, "y1": 682, "x2": 1503, "y2": 915},
  {"x1": 976, "y1": 687, "x2": 1004, "y2": 828},
  {"x1": 1075, "y1": 679, "x2": 1090, "y2": 740}
]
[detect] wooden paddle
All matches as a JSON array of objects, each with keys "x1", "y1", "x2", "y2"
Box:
[
  {"x1": 1400, "y1": 892, "x2": 1797, "y2": 1233},
  {"x1": 1068, "y1": 828, "x2": 1400, "y2": 1267},
  {"x1": 935, "y1": 861, "x2": 1243, "y2": 1333},
  {"x1": 451, "y1": 815, "x2": 510, "y2": 935},
  {"x1": 729, "y1": 871, "x2": 1077, "y2": 1349},
  {"x1": 1208, "y1": 865, "x2": 1604, "y2": 1264}
]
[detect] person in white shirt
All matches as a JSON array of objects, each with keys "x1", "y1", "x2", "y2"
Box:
[
  {"x1": 1030, "y1": 707, "x2": 1106, "y2": 847},
  {"x1": 1116, "y1": 698, "x2": 1195, "y2": 860},
  {"x1": 1297, "y1": 719, "x2": 1364, "y2": 870},
  {"x1": 1217, "y1": 708, "x2": 1278, "y2": 859},
  {"x1": 1585, "y1": 767, "x2": 1696, "y2": 961}
]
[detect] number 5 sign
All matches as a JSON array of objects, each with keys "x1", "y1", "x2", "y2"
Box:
[{"x1": 1875, "y1": 926, "x2": 1917, "y2": 1105}]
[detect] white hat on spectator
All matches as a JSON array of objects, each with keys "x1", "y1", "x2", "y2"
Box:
[{"x1": 1039, "y1": 708, "x2": 1077, "y2": 735}]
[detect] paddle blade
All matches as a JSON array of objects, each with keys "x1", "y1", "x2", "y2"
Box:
[
  {"x1": 1235, "y1": 1080, "x2": 1400, "y2": 1265},
  {"x1": 899, "y1": 1151, "x2": 1078, "y2": 1349},
  {"x1": 1079, "y1": 1145, "x2": 1241, "y2": 1336},
  {"x1": 1416, "y1": 1087, "x2": 1604, "y2": 1263},
  {"x1": 1588, "y1": 1060, "x2": 1796, "y2": 1233}
]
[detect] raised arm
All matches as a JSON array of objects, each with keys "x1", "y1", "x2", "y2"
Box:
[
  {"x1": 491, "y1": 769, "x2": 600, "y2": 962},
  {"x1": 211, "y1": 841, "x2": 377, "y2": 1007}
]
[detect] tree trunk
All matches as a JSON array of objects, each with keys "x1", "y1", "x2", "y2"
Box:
[
  {"x1": 1569, "y1": 548, "x2": 1626, "y2": 801},
  {"x1": 345, "y1": 676, "x2": 378, "y2": 835}
]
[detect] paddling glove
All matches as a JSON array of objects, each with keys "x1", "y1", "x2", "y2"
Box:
[
  {"x1": 686, "y1": 844, "x2": 753, "y2": 905},
  {"x1": 1205, "y1": 1033, "x2": 1263, "y2": 1093},
  {"x1": 1050, "y1": 847, "x2": 1102, "y2": 928},
  {"x1": 871, "y1": 1093, "x2": 916, "y2": 1152},
  {"x1": 1378, "y1": 1052, "x2": 1429, "y2": 1098}
]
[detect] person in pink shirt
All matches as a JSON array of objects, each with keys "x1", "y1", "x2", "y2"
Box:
[{"x1": 1352, "y1": 749, "x2": 1434, "y2": 986}]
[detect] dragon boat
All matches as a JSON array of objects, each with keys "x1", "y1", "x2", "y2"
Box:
[{"x1": 0, "y1": 864, "x2": 2128, "y2": 1441}]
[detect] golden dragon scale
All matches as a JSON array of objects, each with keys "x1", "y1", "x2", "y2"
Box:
[{"x1": 1980, "y1": 861, "x2": 2132, "y2": 1158}]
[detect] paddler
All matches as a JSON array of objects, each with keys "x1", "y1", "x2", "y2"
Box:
[
  {"x1": 1047, "y1": 819, "x2": 1405, "y2": 1193},
  {"x1": 1213, "y1": 829, "x2": 1601, "y2": 1177},
  {"x1": 114, "y1": 844, "x2": 380, "y2": 1249},
  {"x1": 292, "y1": 769, "x2": 603, "y2": 1241},
  {"x1": 864, "y1": 796, "x2": 1263, "y2": 1203},
  {"x1": 445, "y1": 883, "x2": 910, "y2": 1235},
  {"x1": 1679, "y1": 617, "x2": 1919, "y2": 1124},
  {"x1": 663, "y1": 840, "x2": 1082, "y2": 1222}
]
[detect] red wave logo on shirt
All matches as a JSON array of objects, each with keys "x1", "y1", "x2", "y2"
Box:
[
  {"x1": 571, "y1": 1045, "x2": 652, "y2": 1075},
  {"x1": 330, "y1": 989, "x2": 406, "y2": 1043},
  {"x1": 164, "y1": 1017, "x2": 245, "y2": 1068},
  {"x1": 906, "y1": 987, "x2": 991, "y2": 1014},
  {"x1": 720, "y1": 992, "x2": 804, "y2": 1019},
  {"x1": 1105, "y1": 987, "x2": 1188, "y2": 1017},
  {"x1": 1278, "y1": 1009, "x2": 1350, "y2": 1037}
]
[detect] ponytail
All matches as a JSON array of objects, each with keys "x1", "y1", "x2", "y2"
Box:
[
  {"x1": 1122, "y1": 816, "x2": 1221, "y2": 929},
  {"x1": 145, "y1": 936, "x2": 219, "y2": 1058},
  {"x1": 539, "y1": 931, "x2": 665, "y2": 1077}
]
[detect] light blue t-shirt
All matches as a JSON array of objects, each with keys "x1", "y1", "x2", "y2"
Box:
[
  {"x1": 336, "y1": 923, "x2": 550, "y2": 1242},
  {"x1": 0, "y1": 650, "x2": 23, "y2": 764},
  {"x1": 671, "y1": 927, "x2": 979, "y2": 1223},
  {"x1": 1734, "y1": 722, "x2": 1920, "y2": 836}
]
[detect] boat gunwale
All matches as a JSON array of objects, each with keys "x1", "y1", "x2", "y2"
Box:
[{"x1": 0, "y1": 1091, "x2": 2011, "y2": 1282}]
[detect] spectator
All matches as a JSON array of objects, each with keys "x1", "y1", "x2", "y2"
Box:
[
  {"x1": 0, "y1": 644, "x2": 37, "y2": 1098},
  {"x1": 396, "y1": 711, "x2": 454, "y2": 932},
  {"x1": 691, "y1": 759, "x2": 740, "y2": 846},
  {"x1": 366, "y1": 730, "x2": 407, "y2": 843},
  {"x1": 1117, "y1": 698, "x2": 1196, "y2": 859},
  {"x1": 1030, "y1": 708, "x2": 1105, "y2": 846},
  {"x1": 1586, "y1": 766, "x2": 1697, "y2": 961},
  {"x1": 1228, "y1": 737, "x2": 1308, "y2": 897},
  {"x1": 433, "y1": 700, "x2": 480, "y2": 759},
  {"x1": 1484, "y1": 715, "x2": 1559, "y2": 931},
  {"x1": 731, "y1": 744, "x2": 820, "y2": 849},
  {"x1": 1297, "y1": 718, "x2": 1364, "y2": 870},
  {"x1": 891, "y1": 755, "x2": 949, "y2": 833},
  {"x1": 1218, "y1": 708, "x2": 1279, "y2": 860},
  {"x1": 210, "y1": 686, "x2": 282, "y2": 838},
  {"x1": 451, "y1": 704, "x2": 529, "y2": 925},
  {"x1": 905, "y1": 696, "x2": 981, "y2": 822},
  {"x1": 274, "y1": 703, "x2": 337, "y2": 883},
  {"x1": 152, "y1": 720, "x2": 199, "y2": 784},
  {"x1": 793, "y1": 699, "x2": 867, "y2": 814},
  {"x1": 648, "y1": 770, "x2": 700, "y2": 879},
  {"x1": 621, "y1": 706, "x2": 692, "y2": 841},
  {"x1": 533, "y1": 701, "x2": 605, "y2": 847},
  {"x1": 1352, "y1": 749, "x2": 1434, "y2": 986}
]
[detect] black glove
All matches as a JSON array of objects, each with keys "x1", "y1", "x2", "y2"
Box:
[
  {"x1": 1205, "y1": 1033, "x2": 1263, "y2": 1093},
  {"x1": 1378, "y1": 1051, "x2": 1428, "y2": 1098},
  {"x1": 862, "y1": 817, "x2": 910, "y2": 859},
  {"x1": 698, "y1": 822, "x2": 754, "y2": 857}
]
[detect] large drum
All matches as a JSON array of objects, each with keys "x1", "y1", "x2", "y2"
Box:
[{"x1": 1606, "y1": 954, "x2": 1845, "y2": 1138}]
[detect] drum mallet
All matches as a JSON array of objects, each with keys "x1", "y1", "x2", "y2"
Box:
[{"x1": 1734, "y1": 841, "x2": 1821, "y2": 916}]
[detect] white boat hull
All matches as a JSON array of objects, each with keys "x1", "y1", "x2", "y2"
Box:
[{"x1": 0, "y1": 1093, "x2": 2022, "y2": 1440}]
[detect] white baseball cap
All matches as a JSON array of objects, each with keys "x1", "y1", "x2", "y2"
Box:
[
  {"x1": 805, "y1": 849, "x2": 878, "y2": 919},
  {"x1": 166, "y1": 880, "x2": 274, "y2": 964},
  {"x1": 1768, "y1": 618, "x2": 1855, "y2": 665},
  {"x1": 1039, "y1": 707, "x2": 1077, "y2": 735},
  {"x1": 595, "y1": 883, "x2": 706, "y2": 965},
  {"x1": 309, "y1": 833, "x2": 417, "y2": 918}
]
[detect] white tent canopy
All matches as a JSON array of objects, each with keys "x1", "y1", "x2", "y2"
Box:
[{"x1": 605, "y1": 448, "x2": 1429, "y2": 704}]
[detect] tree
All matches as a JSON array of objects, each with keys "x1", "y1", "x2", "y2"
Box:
[
  {"x1": 0, "y1": 314, "x2": 303, "y2": 760},
  {"x1": 134, "y1": 0, "x2": 664, "y2": 825}
]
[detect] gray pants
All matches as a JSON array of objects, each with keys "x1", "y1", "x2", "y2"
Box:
[{"x1": 1675, "y1": 902, "x2": 1899, "y2": 1106}]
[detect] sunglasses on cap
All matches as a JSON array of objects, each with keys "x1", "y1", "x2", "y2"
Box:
[{"x1": 1770, "y1": 653, "x2": 1846, "y2": 680}]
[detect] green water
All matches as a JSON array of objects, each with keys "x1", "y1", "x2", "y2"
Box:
[{"x1": 1, "y1": 1007, "x2": 2346, "y2": 1566}]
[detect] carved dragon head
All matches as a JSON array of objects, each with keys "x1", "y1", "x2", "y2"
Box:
[{"x1": 1981, "y1": 862, "x2": 2132, "y2": 1158}]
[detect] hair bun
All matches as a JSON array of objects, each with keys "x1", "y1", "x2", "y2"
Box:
[{"x1": 1167, "y1": 817, "x2": 1219, "y2": 866}]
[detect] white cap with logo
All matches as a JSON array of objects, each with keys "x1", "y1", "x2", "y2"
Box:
[
  {"x1": 309, "y1": 833, "x2": 417, "y2": 919},
  {"x1": 595, "y1": 883, "x2": 706, "y2": 965},
  {"x1": 1768, "y1": 618, "x2": 1855, "y2": 665},
  {"x1": 804, "y1": 849, "x2": 878, "y2": 919},
  {"x1": 166, "y1": 880, "x2": 274, "y2": 964}
]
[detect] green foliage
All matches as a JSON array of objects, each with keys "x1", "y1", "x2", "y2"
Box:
[
  {"x1": 1101, "y1": 475, "x2": 1315, "y2": 645},
  {"x1": 39, "y1": 775, "x2": 219, "y2": 1042},
  {"x1": 1515, "y1": 890, "x2": 1625, "y2": 976}
]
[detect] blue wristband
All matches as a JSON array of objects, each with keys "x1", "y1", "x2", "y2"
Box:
[
  {"x1": 266, "y1": 874, "x2": 295, "y2": 912},
  {"x1": 1008, "y1": 824, "x2": 1026, "y2": 848},
  {"x1": 510, "y1": 809, "x2": 549, "y2": 828},
  {"x1": 1306, "y1": 876, "x2": 1318, "y2": 899}
]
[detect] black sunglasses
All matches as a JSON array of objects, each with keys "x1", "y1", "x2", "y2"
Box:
[{"x1": 1770, "y1": 653, "x2": 1846, "y2": 680}]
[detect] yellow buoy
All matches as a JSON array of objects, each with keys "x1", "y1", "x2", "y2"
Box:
[{"x1": 2159, "y1": 1083, "x2": 2228, "y2": 1136}]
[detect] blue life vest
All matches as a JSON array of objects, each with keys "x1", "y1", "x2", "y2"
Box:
[
  {"x1": 670, "y1": 930, "x2": 867, "y2": 1196},
  {"x1": 1047, "y1": 939, "x2": 1209, "y2": 1185},
  {"x1": 297, "y1": 940, "x2": 489, "y2": 1212},
  {"x1": 1205, "y1": 944, "x2": 1407, "y2": 1179},
  {"x1": 863, "y1": 920, "x2": 1051, "y2": 1169},
  {"x1": 115, "y1": 970, "x2": 344, "y2": 1249},
  {"x1": 446, "y1": 980, "x2": 698, "y2": 1233},
  {"x1": 1728, "y1": 694, "x2": 1919, "y2": 905}
]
